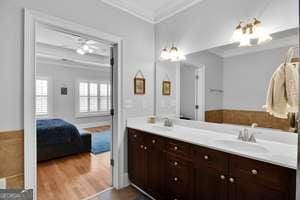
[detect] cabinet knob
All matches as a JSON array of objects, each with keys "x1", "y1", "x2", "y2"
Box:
[
  {"x1": 174, "y1": 146, "x2": 178, "y2": 150},
  {"x1": 204, "y1": 155, "x2": 209, "y2": 160},
  {"x1": 251, "y1": 169, "x2": 258, "y2": 175},
  {"x1": 144, "y1": 146, "x2": 147, "y2": 150},
  {"x1": 152, "y1": 139, "x2": 156, "y2": 144},
  {"x1": 174, "y1": 177, "x2": 178, "y2": 181},
  {"x1": 174, "y1": 161, "x2": 178, "y2": 166},
  {"x1": 229, "y1": 177, "x2": 235, "y2": 183},
  {"x1": 134, "y1": 134, "x2": 137, "y2": 138},
  {"x1": 140, "y1": 145, "x2": 144, "y2": 149},
  {"x1": 220, "y1": 175, "x2": 226, "y2": 180},
  {"x1": 174, "y1": 198, "x2": 178, "y2": 200}
]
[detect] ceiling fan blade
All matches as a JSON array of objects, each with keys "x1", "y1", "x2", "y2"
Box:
[
  {"x1": 89, "y1": 45, "x2": 99, "y2": 49},
  {"x1": 86, "y1": 40, "x2": 97, "y2": 44}
]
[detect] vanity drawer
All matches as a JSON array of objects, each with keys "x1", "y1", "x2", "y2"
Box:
[
  {"x1": 166, "y1": 153, "x2": 190, "y2": 173},
  {"x1": 128, "y1": 128, "x2": 143, "y2": 140},
  {"x1": 193, "y1": 146, "x2": 229, "y2": 172},
  {"x1": 230, "y1": 155, "x2": 294, "y2": 187},
  {"x1": 165, "y1": 138, "x2": 191, "y2": 158},
  {"x1": 145, "y1": 133, "x2": 164, "y2": 149}
]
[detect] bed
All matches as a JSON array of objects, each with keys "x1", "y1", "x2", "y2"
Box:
[{"x1": 37, "y1": 118, "x2": 91, "y2": 162}]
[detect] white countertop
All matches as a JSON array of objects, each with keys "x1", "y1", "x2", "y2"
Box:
[{"x1": 127, "y1": 119, "x2": 297, "y2": 169}]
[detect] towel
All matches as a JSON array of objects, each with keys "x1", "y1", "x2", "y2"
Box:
[{"x1": 265, "y1": 48, "x2": 299, "y2": 118}]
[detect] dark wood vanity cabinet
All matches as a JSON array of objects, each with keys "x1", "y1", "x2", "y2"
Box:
[
  {"x1": 128, "y1": 129, "x2": 165, "y2": 199},
  {"x1": 128, "y1": 128, "x2": 296, "y2": 200}
]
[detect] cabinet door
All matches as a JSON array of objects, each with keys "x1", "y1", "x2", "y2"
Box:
[
  {"x1": 228, "y1": 178, "x2": 289, "y2": 200},
  {"x1": 128, "y1": 129, "x2": 146, "y2": 188},
  {"x1": 145, "y1": 134, "x2": 164, "y2": 199},
  {"x1": 229, "y1": 156, "x2": 296, "y2": 200},
  {"x1": 194, "y1": 167, "x2": 228, "y2": 200}
]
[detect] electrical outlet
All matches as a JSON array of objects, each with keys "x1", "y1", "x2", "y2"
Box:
[{"x1": 0, "y1": 178, "x2": 6, "y2": 189}]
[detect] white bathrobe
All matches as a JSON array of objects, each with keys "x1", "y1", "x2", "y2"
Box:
[{"x1": 265, "y1": 61, "x2": 299, "y2": 118}]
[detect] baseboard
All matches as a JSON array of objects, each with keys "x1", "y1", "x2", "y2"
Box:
[
  {"x1": 130, "y1": 183, "x2": 155, "y2": 200},
  {"x1": 123, "y1": 173, "x2": 130, "y2": 187},
  {"x1": 76, "y1": 120, "x2": 112, "y2": 129}
]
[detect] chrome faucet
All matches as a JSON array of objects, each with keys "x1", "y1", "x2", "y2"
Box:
[
  {"x1": 163, "y1": 118, "x2": 173, "y2": 127},
  {"x1": 237, "y1": 123, "x2": 260, "y2": 143}
]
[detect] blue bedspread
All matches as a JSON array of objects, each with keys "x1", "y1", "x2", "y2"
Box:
[{"x1": 36, "y1": 119, "x2": 83, "y2": 147}]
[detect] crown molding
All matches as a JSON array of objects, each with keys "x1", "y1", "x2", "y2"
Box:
[
  {"x1": 102, "y1": 0, "x2": 155, "y2": 23},
  {"x1": 101, "y1": 0, "x2": 204, "y2": 24}
]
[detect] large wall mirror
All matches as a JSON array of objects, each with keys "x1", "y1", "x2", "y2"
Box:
[{"x1": 156, "y1": 28, "x2": 299, "y2": 132}]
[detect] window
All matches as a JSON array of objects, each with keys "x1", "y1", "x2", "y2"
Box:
[
  {"x1": 36, "y1": 79, "x2": 48, "y2": 116},
  {"x1": 78, "y1": 81, "x2": 111, "y2": 117}
]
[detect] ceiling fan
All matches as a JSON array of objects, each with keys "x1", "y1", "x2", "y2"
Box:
[{"x1": 64, "y1": 34, "x2": 99, "y2": 55}]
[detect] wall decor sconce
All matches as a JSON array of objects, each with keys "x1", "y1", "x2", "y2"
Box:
[
  {"x1": 231, "y1": 18, "x2": 272, "y2": 47},
  {"x1": 160, "y1": 45, "x2": 186, "y2": 62},
  {"x1": 162, "y1": 80, "x2": 171, "y2": 95},
  {"x1": 134, "y1": 70, "x2": 146, "y2": 95}
]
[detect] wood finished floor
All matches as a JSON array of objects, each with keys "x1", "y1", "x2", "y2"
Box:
[
  {"x1": 38, "y1": 152, "x2": 112, "y2": 200},
  {"x1": 88, "y1": 186, "x2": 148, "y2": 200}
]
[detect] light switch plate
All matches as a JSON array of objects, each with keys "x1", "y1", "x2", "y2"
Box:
[{"x1": 0, "y1": 178, "x2": 6, "y2": 189}]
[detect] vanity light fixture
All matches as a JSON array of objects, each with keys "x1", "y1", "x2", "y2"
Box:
[
  {"x1": 160, "y1": 45, "x2": 186, "y2": 62},
  {"x1": 232, "y1": 18, "x2": 272, "y2": 47}
]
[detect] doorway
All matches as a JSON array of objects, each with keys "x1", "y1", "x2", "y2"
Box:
[
  {"x1": 179, "y1": 62, "x2": 205, "y2": 121},
  {"x1": 24, "y1": 9, "x2": 123, "y2": 200}
]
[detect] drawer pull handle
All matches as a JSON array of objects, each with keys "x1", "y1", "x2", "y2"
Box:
[
  {"x1": 174, "y1": 198, "x2": 178, "y2": 200},
  {"x1": 174, "y1": 177, "x2": 178, "y2": 181},
  {"x1": 204, "y1": 155, "x2": 209, "y2": 160},
  {"x1": 174, "y1": 146, "x2": 178, "y2": 150},
  {"x1": 144, "y1": 146, "x2": 147, "y2": 150},
  {"x1": 251, "y1": 169, "x2": 258, "y2": 175},
  {"x1": 134, "y1": 134, "x2": 137, "y2": 138},
  {"x1": 140, "y1": 145, "x2": 144, "y2": 149},
  {"x1": 220, "y1": 175, "x2": 226, "y2": 180},
  {"x1": 152, "y1": 139, "x2": 156, "y2": 144},
  {"x1": 229, "y1": 177, "x2": 235, "y2": 183},
  {"x1": 174, "y1": 161, "x2": 178, "y2": 166}
]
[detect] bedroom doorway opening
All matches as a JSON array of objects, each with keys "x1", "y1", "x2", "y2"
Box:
[{"x1": 34, "y1": 24, "x2": 115, "y2": 200}]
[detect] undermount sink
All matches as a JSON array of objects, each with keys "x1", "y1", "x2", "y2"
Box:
[
  {"x1": 151, "y1": 125, "x2": 172, "y2": 131},
  {"x1": 215, "y1": 139, "x2": 269, "y2": 154}
]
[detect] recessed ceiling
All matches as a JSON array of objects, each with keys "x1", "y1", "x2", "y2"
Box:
[{"x1": 101, "y1": 0, "x2": 204, "y2": 23}]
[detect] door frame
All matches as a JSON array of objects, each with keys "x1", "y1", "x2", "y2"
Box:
[
  {"x1": 24, "y1": 9, "x2": 124, "y2": 199},
  {"x1": 194, "y1": 65, "x2": 205, "y2": 121}
]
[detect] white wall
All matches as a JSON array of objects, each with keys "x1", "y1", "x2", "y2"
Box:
[
  {"x1": 36, "y1": 61, "x2": 112, "y2": 125},
  {"x1": 185, "y1": 51, "x2": 223, "y2": 111},
  {"x1": 0, "y1": 0, "x2": 154, "y2": 131},
  {"x1": 155, "y1": 61, "x2": 179, "y2": 116},
  {"x1": 222, "y1": 46, "x2": 292, "y2": 111}
]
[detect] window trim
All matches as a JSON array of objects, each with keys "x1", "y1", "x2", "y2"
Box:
[
  {"x1": 75, "y1": 79, "x2": 111, "y2": 118},
  {"x1": 35, "y1": 76, "x2": 53, "y2": 119}
]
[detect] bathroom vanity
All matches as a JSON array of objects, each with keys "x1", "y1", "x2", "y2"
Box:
[{"x1": 127, "y1": 121, "x2": 296, "y2": 200}]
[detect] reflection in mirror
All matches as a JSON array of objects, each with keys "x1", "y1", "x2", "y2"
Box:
[{"x1": 179, "y1": 28, "x2": 299, "y2": 132}]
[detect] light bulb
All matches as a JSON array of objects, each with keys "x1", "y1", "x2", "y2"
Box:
[
  {"x1": 160, "y1": 48, "x2": 170, "y2": 60},
  {"x1": 231, "y1": 22, "x2": 243, "y2": 42},
  {"x1": 239, "y1": 36, "x2": 251, "y2": 47},
  {"x1": 82, "y1": 44, "x2": 89, "y2": 51},
  {"x1": 177, "y1": 51, "x2": 186, "y2": 61},
  {"x1": 76, "y1": 48, "x2": 85, "y2": 55},
  {"x1": 169, "y1": 46, "x2": 179, "y2": 61},
  {"x1": 252, "y1": 22, "x2": 272, "y2": 44}
]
